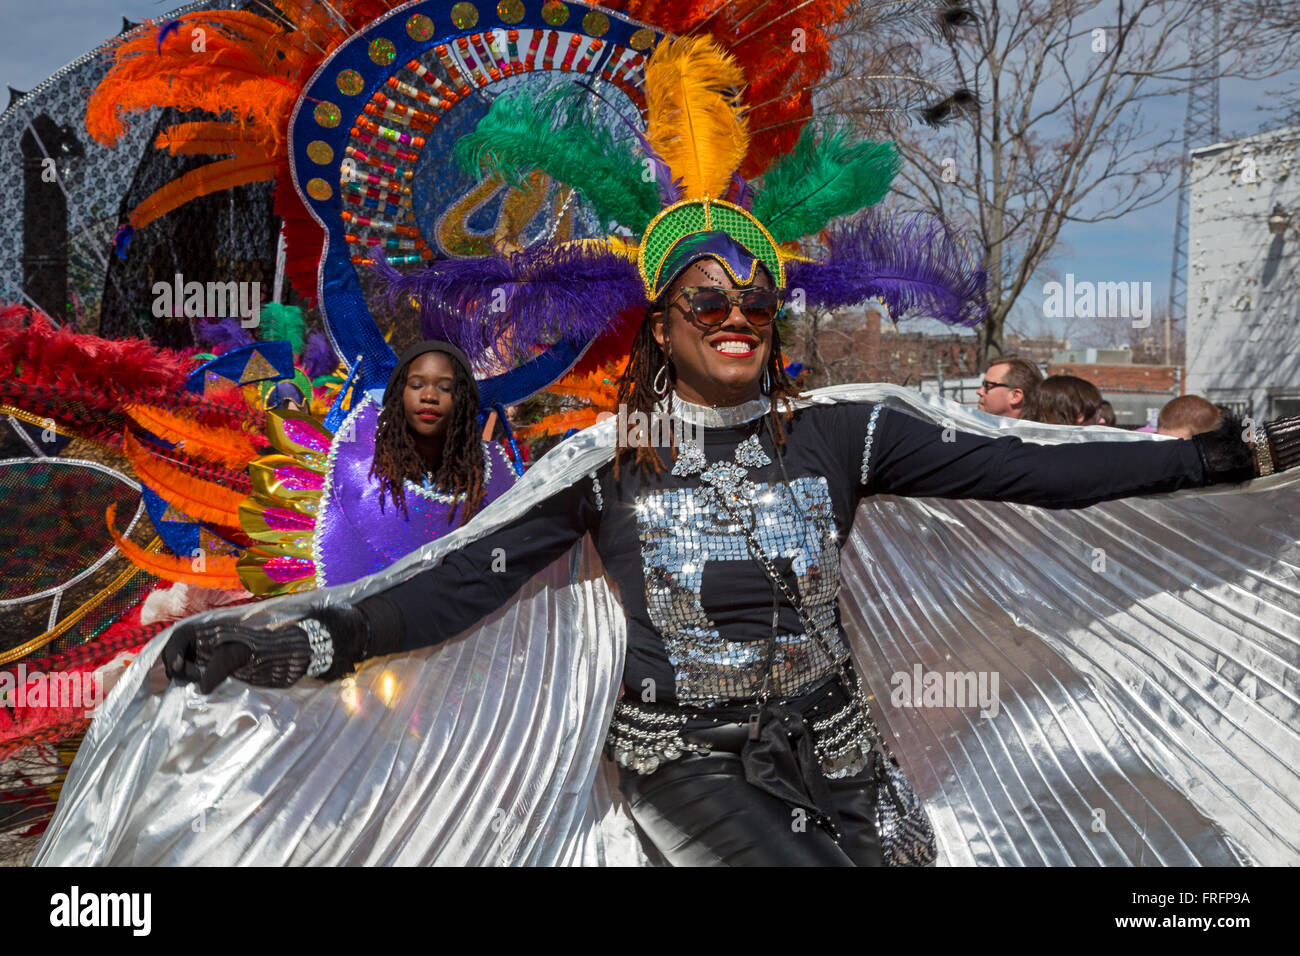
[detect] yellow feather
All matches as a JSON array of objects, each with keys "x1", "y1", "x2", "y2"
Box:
[{"x1": 645, "y1": 37, "x2": 750, "y2": 201}]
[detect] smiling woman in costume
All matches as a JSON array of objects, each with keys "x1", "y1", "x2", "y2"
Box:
[
  {"x1": 160, "y1": 202, "x2": 1300, "y2": 864},
  {"x1": 40, "y1": 34, "x2": 1300, "y2": 868}
]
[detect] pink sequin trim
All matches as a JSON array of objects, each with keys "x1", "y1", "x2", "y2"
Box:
[
  {"x1": 261, "y1": 507, "x2": 315, "y2": 532},
  {"x1": 264, "y1": 556, "x2": 316, "y2": 583},
  {"x1": 282, "y1": 418, "x2": 331, "y2": 455},
  {"x1": 273, "y1": 465, "x2": 325, "y2": 491}
]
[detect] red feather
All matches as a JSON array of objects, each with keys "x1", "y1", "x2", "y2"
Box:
[{"x1": 274, "y1": 162, "x2": 325, "y2": 305}]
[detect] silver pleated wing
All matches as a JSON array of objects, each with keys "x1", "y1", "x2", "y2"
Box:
[{"x1": 33, "y1": 385, "x2": 1300, "y2": 865}]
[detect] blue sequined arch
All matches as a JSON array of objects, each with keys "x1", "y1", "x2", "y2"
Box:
[{"x1": 288, "y1": 0, "x2": 668, "y2": 408}]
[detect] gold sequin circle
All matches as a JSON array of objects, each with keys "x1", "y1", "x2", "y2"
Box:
[
  {"x1": 541, "y1": 1, "x2": 568, "y2": 26},
  {"x1": 305, "y1": 178, "x2": 333, "y2": 201},
  {"x1": 628, "y1": 27, "x2": 654, "y2": 51},
  {"x1": 369, "y1": 38, "x2": 396, "y2": 65},
  {"x1": 305, "y1": 140, "x2": 334, "y2": 164},
  {"x1": 336, "y1": 69, "x2": 365, "y2": 96},
  {"x1": 406, "y1": 13, "x2": 434, "y2": 40},
  {"x1": 451, "y1": 2, "x2": 479, "y2": 29},
  {"x1": 313, "y1": 101, "x2": 342, "y2": 128},
  {"x1": 497, "y1": 0, "x2": 525, "y2": 24}
]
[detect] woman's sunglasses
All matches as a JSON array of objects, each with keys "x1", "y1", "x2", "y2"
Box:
[{"x1": 669, "y1": 286, "x2": 785, "y2": 333}]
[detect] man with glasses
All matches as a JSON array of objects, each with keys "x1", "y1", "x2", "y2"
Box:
[{"x1": 976, "y1": 356, "x2": 1042, "y2": 419}]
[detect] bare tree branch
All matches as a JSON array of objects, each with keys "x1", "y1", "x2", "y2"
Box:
[{"x1": 815, "y1": 0, "x2": 1292, "y2": 364}]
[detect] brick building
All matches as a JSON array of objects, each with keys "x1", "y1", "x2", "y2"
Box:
[
  {"x1": 795, "y1": 303, "x2": 979, "y2": 387},
  {"x1": 1004, "y1": 335, "x2": 1070, "y2": 366}
]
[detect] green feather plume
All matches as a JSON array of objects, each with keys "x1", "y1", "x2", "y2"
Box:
[
  {"x1": 454, "y1": 87, "x2": 661, "y2": 234},
  {"x1": 257, "y1": 303, "x2": 306, "y2": 356},
  {"x1": 750, "y1": 129, "x2": 900, "y2": 244}
]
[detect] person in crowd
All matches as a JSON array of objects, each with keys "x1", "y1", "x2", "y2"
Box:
[
  {"x1": 976, "y1": 356, "x2": 1042, "y2": 419},
  {"x1": 1030, "y1": 374, "x2": 1105, "y2": 426},
  {"x1": 1157, "y1": 395, "x2": 1224, "y2": 440}
]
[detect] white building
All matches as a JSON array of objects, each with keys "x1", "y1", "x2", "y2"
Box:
[{"x1": 1185, "y1": 125, "x2": 1300, "y2": 419}]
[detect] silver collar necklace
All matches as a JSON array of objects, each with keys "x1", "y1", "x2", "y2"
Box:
[{"x1": 665, "y1": 393, "x2": 770, "y2": 429}]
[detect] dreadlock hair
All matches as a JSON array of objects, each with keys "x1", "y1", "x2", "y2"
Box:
[
  {"x1": 612, "y1": 294, "x2": 803, "y2": 479},
  {"x1": 370, "y1": 353, "x2": 486, "y2": 526}
]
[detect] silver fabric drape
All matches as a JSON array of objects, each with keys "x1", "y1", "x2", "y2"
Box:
[{"x1": 34, "y1": 385, "x2": 1300, "y2": 865}]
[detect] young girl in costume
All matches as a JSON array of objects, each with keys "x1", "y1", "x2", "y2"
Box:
[{"x1": 238, "y1": 340, "x2": 519, "y2": 601}]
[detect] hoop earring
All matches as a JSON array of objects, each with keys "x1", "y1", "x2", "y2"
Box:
[
  {"x1": 653, "y1": 363, "x2": 671, "y2": 398},
  {"x1": 762, "y1": 366, "x2": 771, "y2": 394}
]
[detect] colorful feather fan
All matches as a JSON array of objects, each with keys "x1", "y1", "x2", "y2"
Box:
[{"x1": 453, "y1": 86, "x2": 662, "y2": 233}]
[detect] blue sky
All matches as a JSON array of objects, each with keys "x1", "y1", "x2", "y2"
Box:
[{"x1": 4, "y1": 1, "x2": 1295, "y2": 344}]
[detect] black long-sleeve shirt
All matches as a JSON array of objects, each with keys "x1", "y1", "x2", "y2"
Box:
[{"x1": 362, "y1": 403, "x2": 1206, "y2": 706}]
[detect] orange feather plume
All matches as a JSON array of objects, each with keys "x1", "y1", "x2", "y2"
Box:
[
  {"x1": 105, "y1": 504, "x2": 244, "y2": 588},
  {"x1": 645, "y1": 36, "x2": 750, "y2": 202},
  {"x1": 127, "y1": 156, "x2": 281, "y2": 231},
  {"x1": 515, "y1": 408, "x2": 609, "y2": 440},
  {"x1": 517, "y1": 365, "x2": 622, "y2": 439},
  {"x1": 154, "y1": 122, "x2": 270, "y2": 160},
  {"x1": 122, "y1": 432, "x2": 246, "y2": 525},
  {"x1": 546, "y1": 366, "x2": 621, "y2": 407},
  {"x1": 123, "y1": 403, "x2": 257, "y2": 468},
  {"x1": 86, "y1": 14, "x2": 306, "y2": 147}
]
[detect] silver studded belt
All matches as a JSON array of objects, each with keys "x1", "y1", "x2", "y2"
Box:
[{"x1": 605, "y1": 676, "x2": 879, "y2": 778}]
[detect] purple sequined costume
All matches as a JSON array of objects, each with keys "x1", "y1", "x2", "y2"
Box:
[{"x1": 313, "y1": 397, "x2": 518, "y2": 587}]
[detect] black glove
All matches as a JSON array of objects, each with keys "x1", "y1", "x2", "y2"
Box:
[
  {"x1": 1191, "y1": 414, "x2": 1256, "y2": 484},
  {"x1": 1191, "y1": 413, "x2": 1300, "y2": 484},
  {"x1": 164, "y1": 604, "x2": 372, "y2": 693}
]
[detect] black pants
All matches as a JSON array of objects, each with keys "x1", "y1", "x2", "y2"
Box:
[{"x1": 618, "y1": 751, "x2": 885, "y2": 866}]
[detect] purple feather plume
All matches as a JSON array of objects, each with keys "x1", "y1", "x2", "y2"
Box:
[
  {"x1": 727, "y1": 173, "x2": 754, "y2": 210},
  {"x1": 157, "y1": 19, "x2": 182, "y2": 54},
  {"x1": 302, "y1": 331, "x2": 337, "y2": 378},
  {"x1": 786, "y1": 210, "x2": 987, "y2": 326},
  {"x1": 373, "y1": 246, "x2": 646, "y2": 368},
  {"x1": 194, "y1": 317, "x2": 254, "y2": 355}
]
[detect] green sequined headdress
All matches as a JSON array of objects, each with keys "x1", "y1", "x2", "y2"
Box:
[{"x1": 638, "y1": 198, "x2": 785, "y2": 300}]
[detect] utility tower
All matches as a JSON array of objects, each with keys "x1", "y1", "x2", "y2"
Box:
[{"x1": 1167, "y1": 1, "x2": 1221, "y2": 364}]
